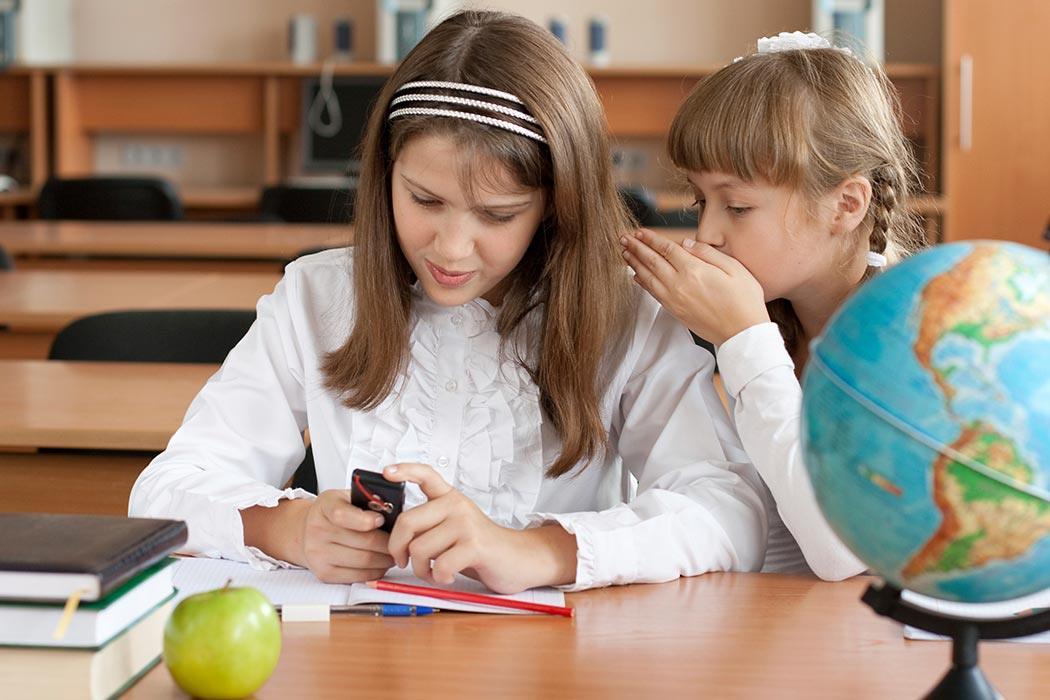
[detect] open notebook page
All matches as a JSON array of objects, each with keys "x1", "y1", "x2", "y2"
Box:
[
  {"x1": 901, "y1": 588, "x2": 1050, "y2": 644},
  {"x1": 172, "y1": 557, "x2": 565, "y2": 614}
]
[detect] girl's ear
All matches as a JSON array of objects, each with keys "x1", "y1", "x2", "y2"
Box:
[{"x1": 831, "y1": 175, "x2": 872, "y2": 236}]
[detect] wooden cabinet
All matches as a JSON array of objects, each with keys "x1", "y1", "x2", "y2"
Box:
[
  {"x1": 49, "y1": 63, "x2": 375, "y2": 212},
  {"x1": 943, "y1": 0, "x2": 1050, "y2": 247},
  {"x1": 3, "y1": 62, "x2": 943, "y2": 230},
  {"x1": 0, "y1": 67, "x2": 48, "y2": 219}
]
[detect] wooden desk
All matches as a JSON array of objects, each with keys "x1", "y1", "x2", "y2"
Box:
[
  {"x1": 124, "y1": 573, "x2": 1047, "y2": 699},
  {"x1": 0, "y1": 361, "x2": 214, "y2": 451},
  {"x1": 0, "y1": 360, "x2": 212, "y2": 515},
  {"x1": 0, "y1": 269, "x2": 278, "y2": 358},
  {"x1": 0, "y1": 221, "x2": 349, "y2": 273},
  {"x1": 0, "y1": 451, "x2": 151, "y2": 516}
]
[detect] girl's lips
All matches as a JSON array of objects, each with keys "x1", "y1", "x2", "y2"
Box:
[{"x1": 426, "y1": 260, "x2": 476, "y2": 288}]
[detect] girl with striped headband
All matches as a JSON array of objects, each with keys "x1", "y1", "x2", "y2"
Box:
[{"x1": 131, "y1": 10, "x2": 768, "y2": 593}]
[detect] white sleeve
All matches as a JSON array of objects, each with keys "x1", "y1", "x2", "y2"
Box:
[
  {"x1": 531, "y1": 304, "x2": 769, "y2": 590},
  {"x1": 717, "y1": 322, "x2": 865, "y2": 581},
  {"x1": 128, "y1": 268, "x2": 315, "y2": 570}
]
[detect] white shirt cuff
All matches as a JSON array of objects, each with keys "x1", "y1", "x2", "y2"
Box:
[
  {"x1": 217, "y1": 486, "x2": 316, "y2": 570},
  {"x1": 716, "y1": 323, "x2": 794, "y2": 399},
  {"x1": 527, "y1": 511, "x2": 639, "y2": 591}
]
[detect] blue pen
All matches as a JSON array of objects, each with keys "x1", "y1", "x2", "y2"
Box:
[{"x1": 332, "y1": 603, "x2": 437, "y2": 616}]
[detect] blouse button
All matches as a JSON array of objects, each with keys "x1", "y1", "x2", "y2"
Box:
[
  {"x1": 445, "y1": 380, "x2": 458, "y2": 392},
  {"x1": 437, "y1": 456, "x2": 449, "y2": 468},
  {"x1": 451, "y1": 314, "x2": 463, "y2": 326}
]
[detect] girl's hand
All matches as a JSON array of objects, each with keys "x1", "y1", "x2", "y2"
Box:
[
  {"x1": 299, "y1": 489, "x2": 396, "y2": 584},
  {"x1": 621, "y1": 229, "x2": 770, "y2": 346},
  {"x1": 384, "y1": 463, "x2": 577, "y2": 594}
]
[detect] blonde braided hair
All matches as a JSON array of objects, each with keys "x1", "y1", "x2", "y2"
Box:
[{"x1": 669, "y1": 44, "x2": 928, "y2": 353}]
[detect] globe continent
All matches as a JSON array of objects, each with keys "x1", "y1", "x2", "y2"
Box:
[{"x1": 802, "y1": 241, "x2": 1050, "y2": 602}]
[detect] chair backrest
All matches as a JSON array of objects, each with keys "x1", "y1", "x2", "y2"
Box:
[
  {"x1": 259, "y1": 185, "x2": 354, "y2": 224},
  {"x1": 38, "y1": 176, "x2": 184, "y2": 221},
  {"x1": 649, "y1": 207, "x2": 699, "y2": 229},
  {"x1": 618, "y1": 185, "x2": 658, "y2": 227},
  {"x1": 0, "y1": 244, "x2": 13, "y2": 271},
  {"x1": 48, "y1": 310, "x2": 255, "y2": 363},
  {"x1": 48, "y1": 309, "x2": 321, "y2": 491}
]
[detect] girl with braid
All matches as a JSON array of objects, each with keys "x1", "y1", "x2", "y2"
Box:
[{"x1": 622, "y1": 32, "x2": 927, "y2": 580}]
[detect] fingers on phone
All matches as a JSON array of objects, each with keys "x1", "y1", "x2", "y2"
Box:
[
  {"x1": 327, "y1": 545, "x2": 395, "y2": 571},
  {"x1": 328, "y1": 501, "x2": 385, "y2": 531}
]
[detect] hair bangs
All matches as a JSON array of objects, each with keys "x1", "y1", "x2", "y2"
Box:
[
  {"x1": 453, "y1": 125, "x2": 550, "y2": 207},
  {"x1": 387, "y1": 114, "x2": 549, "y2": 209},
  {"x1": 668, "y1": 60, "x2": 812, "y2": 189}
]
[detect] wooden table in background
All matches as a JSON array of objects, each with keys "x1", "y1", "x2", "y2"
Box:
[
  {"x1": 0, "y1": 361, "x2": 215, "y2": 515},
  {"x1": 126, "y1": 573, "x2": 1048, "y2": 699},
  {"x1": 0, "y1": 361, "x2": 215, "y2": 451},
  {"x1": 0, "y1": 221, "x2": 350, "y2": 273},
  {"x1": 0, "y1": 452, "x2": 152, "y2": 516},
  {"x1": 0, "y1": 269, "x2": 279, "y2": 358}
]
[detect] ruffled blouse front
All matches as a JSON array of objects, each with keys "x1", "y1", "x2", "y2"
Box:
[
  {"x1": 130, "y1": 248, "x2": 769, "y2": 590},
  {"x1": 345, "y1": 292, "x2": 544, "y2": 527}
]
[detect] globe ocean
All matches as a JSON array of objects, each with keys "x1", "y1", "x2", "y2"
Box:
[{"x1": 802, "y1": 241, "x2": 1049, "y2": 603}]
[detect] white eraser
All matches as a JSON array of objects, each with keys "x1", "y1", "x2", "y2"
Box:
[{"x1": 281, "y1": 603, "x2": 330, "y2": 622}]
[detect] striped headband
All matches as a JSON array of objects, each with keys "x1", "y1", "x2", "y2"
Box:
[{"x1": 387, "y1": 80, "x2": 547, "y2": 144}]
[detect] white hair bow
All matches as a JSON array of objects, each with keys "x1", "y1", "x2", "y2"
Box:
[{"x1": 734, "y1": 31, "x2": 853, "y2": 63}]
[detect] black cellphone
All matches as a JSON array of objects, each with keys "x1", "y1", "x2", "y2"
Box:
[{"x1": 349, "y1": 469, "x2": 405, "y2": 533}]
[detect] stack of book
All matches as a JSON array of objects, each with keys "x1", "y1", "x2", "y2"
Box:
[{"x1": 0, "y1": 513, "x2": 188, "y2": 699}]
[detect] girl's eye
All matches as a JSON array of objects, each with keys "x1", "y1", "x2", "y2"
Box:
[
  {"x1": 410, "y1": 192, "x2": 440, "y2": 208},
  {"x1": 691, "y1": 198, "x2": 706, "y2": 210},
  {"x1": 728, "y1": 206, "x2": 751, "y2": 216},
  {"x1": 482, "y1": 211, "x2": 516, "y2": 225}
]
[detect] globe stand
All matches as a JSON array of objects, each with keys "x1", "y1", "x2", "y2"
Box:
[{"x1": 862, "y1": 582, "x2": 1050, "y2": 699}]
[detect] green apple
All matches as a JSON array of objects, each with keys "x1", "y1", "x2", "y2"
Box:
[{"x1": 163, "y1": 583, "x2": 281, "y2": 699}]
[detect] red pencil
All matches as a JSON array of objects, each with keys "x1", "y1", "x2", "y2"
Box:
[{"x1": 365, "y1": 580, "x2": 574, "y2": 618}]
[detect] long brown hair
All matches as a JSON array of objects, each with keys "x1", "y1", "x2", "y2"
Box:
[
  {"x1": 322, "y1": 11, "x2": 634, "y2": 477},
  {"x1": 668, "y1": 46, "x2": 927, "y2": 354}
]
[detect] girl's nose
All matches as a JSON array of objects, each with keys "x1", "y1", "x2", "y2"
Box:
[
  {"x1": 695, "y1": 212, "x2": 724, "y2": 247},
  {"x1": 433, "y1": 218, "x2": 476, "y2": 262}
]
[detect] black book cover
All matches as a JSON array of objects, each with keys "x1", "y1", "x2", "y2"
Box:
[{"x1": 0, "y1": 513, "x2": 188, "y2": 599}]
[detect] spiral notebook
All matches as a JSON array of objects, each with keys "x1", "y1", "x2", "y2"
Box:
[
  {"x1": 171, "y1": 557, "x2": 565, "y2": 614},
  {"x1": 901, "y1": 589, "x2": 1050, "y2": 644}
]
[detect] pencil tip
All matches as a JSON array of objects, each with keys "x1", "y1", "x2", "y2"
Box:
[{"x1": 365, "y1": 580, "x2": 379, "y2": 588}]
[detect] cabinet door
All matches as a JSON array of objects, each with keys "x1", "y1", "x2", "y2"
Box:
[{"x1": 944, "y1": 0, "x2": 1050, "y2": 247}]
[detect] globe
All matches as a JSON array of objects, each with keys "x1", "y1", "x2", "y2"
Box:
[{"x1": 802, "y1": 241, "x2": 1049, "y2": 603}]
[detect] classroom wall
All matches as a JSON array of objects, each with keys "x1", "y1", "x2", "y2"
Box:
[
  {"x1": 71, "y1": 0, "x2": 378, "y2": 64},
  {"x1": 69, "y1": 0, "x2": 941, "y2": 66},
  {"x1": 67, "y1": 0, "x2": 942, "y2": 194}
]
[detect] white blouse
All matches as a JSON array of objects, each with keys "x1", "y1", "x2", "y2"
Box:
[
  {"x1": 716, "y1": 322, "x2": 866, "y2": 580},
  {"x1": 129, "y1": 249, "x2": 770, "y2": 591}
]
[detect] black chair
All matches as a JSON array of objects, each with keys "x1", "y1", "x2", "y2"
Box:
[
  {"x1": 259, "y1": 184, "x2": 354, "y2": 224},
  {"x1": 48, "y1": 310, "x2": 255, "y2": 364},
  {"x1": 38, "y1": 176, "x2": 184, "y2": 221},
  {"x1": 48, "y1": 309, "x2": 319, "y2": 493},
  {"x1": 618, "y1": 185, "x2": 659, "y2": 226},
  {"x1": 0, "y1": 244, "x2": 13, "y2": 270},
  {"x1": 650, "y1": 207, "x2": 699, "y2": 228},
  {"x1": 618, "y1": 185, "x2": 699, "y2": 229}
]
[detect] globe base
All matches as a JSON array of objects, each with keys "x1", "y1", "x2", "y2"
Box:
[
  {"x1": 924, "y1": 665, "x2": 1000, "y2": 700},
  {"x1": 861, "y1": 582, "x2": 1050, "y2": 700}
]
